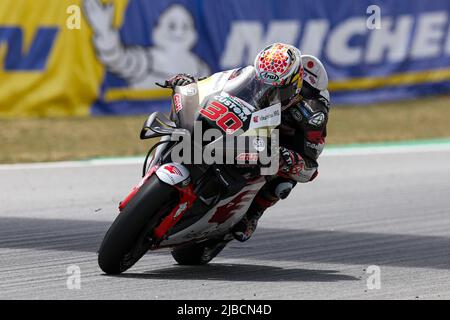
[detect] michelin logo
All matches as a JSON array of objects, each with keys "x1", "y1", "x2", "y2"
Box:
[
  {"x1": 221, "y1": 11, "x2": 450, "y2": 68},
  {"x1": 83, "y1": 0, "x2": 210, "y2": 89}
]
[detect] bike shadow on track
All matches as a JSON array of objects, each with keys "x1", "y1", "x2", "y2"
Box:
[
  {"x1": 1, "y1": 217, "x2": 450, "y2": 270},
  {"x1": 109, "y1": 263, "x2": 359, "y2": 282}
]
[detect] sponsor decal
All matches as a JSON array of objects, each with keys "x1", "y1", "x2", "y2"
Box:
[
  {"x1": 290, "y1": 107, "x2": 303, "y2": 121},
  {"x1": 260, "y1": 71, "x2": 280, "y2": 82},
  {"x1": 253, "y1": 137, "x2": 266, "y2": 152},
  {"x1": 308, "y1": 112, "x2": 325, "y2": 126},
  {"x1": 257, "y1": 109, "x2": 280, "y2": 122},
  {"x1": 318, "y1": 96, "x2": 330, "y2": 107},
  {"x1": 256, "y1": 43, "x2": 293, "y2": 86},
  {"x1": 181, "y1": 86, "x2": 197, "y2": 96},
  {"x1": 164, "y1": 165, "x2": 182, "y2": 176},
  {"x1": 301, "y1": 101, "x2": 314, "y2": 114},
  {"x1": 215, "y1": 95, "x2": 251, "y2": 122},
  {"x1": 250, "y1": 103, "x2": 281, "y2": 128},
  {"x1": 173, "y1": 94, "x2": 183, "y2": 113},
  {"x1": 0, "y1": 26, "x2": 58, "y2": 71},
  {"x1": 308, "y1": 75, "x2": 317, "y2": 84},
  {"x1": 236, "y1": 153, "x2": 259, "y2": 162},
  {"x1": 200, "y1": 100, "x2": 244, "y2": 134},
  {"x1": 173, "y1": 202, "x2": 188, "y2": 220},
  {"x1": 305, "y1": 140, "x2": 322, "y2": 150}
]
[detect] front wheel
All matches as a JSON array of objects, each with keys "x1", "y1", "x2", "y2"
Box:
[
  {"x1": 171, "y1": 239, "x2": 230, "y2": 265},
  {"x1": 98, "y1": 175, "x2": 176, "y2": 274}
]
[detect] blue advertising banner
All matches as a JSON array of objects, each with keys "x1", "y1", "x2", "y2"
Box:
[
  {"x1": 3, "y1": 0, "x2": 448, "y2": 117},
  {"x1": 88, "y1": 0, "x2": 450, "y2": 115}
]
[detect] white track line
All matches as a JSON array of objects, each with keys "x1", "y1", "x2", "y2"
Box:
[
  {"x1": 1, "y1": 142, "x2": 450, "y2": 170},
  {"x1": 324, "y1": 142, "x2": 450, "y2": 156}
]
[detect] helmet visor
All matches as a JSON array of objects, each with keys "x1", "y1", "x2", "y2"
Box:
[{"x1": 224, "y1": 69, "x2": 281, "y2": 110}]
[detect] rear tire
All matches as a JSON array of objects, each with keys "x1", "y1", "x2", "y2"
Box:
[
  {"x1": 98, "y1": 175, "x2": 175, "y2": 274},
  {"x1": 171, "y1": 239, "x2": 229, "y2": 265}
]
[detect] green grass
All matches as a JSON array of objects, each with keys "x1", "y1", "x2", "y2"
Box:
[
  {"x1": 328, "y1": 95, "x2": 450, "y2": 144},
  {"x1": 0, "y1": 95, "x2": 449, "y2": 164}
]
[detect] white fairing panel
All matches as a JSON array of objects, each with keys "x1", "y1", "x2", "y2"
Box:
[
  {"x1": 160, "y1": 178, "x2": 266, "y2": 246},
  {"x1": 249, "y1": 102, "x2": 281, "y2": 129},
  {"x1": 156, "y1": 163, "x2": 190, "y2": 185}
]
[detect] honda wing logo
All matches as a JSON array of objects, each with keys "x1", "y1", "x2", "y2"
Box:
[{"x1": 164, "y1": 165, "x2": 182, "y2": 176}]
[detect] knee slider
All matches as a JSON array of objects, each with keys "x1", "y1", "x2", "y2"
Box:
[{"x1": 274, "y1": 181, "x2": 295, "y2": 199}]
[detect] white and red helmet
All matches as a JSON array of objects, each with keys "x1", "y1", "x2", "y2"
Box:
[
  {"x1": 301, "y1": 54, "x2": 328, "y2": 91},
  {"x1": 254, "y1": 43, "x2": 303, "y2": 104},
  {"x1": 300, "y1": 54, "x2": 330, "y2": 104}
]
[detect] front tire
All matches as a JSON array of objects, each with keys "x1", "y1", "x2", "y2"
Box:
[{"x1": 98, "y1": 175, "x2": 175, "y2": 274}]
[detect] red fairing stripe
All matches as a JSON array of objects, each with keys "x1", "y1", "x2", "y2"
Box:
[
  {"x1": 118, "y1": 166, "x2": 159, "y2": 211},
  {"x1": 153, "y1": 183, "x2": 197, "y2": 240},
  {"x1": 208, "y1": 189, "x2": 258, "y2": 224},
  {"x1": 306, "y1": 130, "x2": 324, "y2": 143},
  {"x1": 254, "y1": 193, "x2": 278, "y2": 210}
]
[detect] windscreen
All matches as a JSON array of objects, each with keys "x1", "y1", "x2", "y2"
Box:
[{"x1": 223, "y1": 66, "x2": 281, "y2": 110}]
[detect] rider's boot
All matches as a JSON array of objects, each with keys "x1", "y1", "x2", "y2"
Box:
[
  {"x1": 232, "y1": 178, "x2": 295, "y2": 242},
  {"x1": 232, "y1": 195, "x2": 278, "y2": 242}
]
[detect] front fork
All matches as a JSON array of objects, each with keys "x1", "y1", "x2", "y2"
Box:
[
  {"x1": 118, "y1": 166, "x2": 159, "y2": 211},
  {"x1": 118, "y1": 162, "x2": 197, "y2": 242},
  {"x1": 152, "y1": 182, "x2": 197, "y2": 240}
]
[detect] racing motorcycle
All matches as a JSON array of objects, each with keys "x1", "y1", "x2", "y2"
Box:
[{"x1": 98, "y1": 67, "x2": 282, "y2": 274}]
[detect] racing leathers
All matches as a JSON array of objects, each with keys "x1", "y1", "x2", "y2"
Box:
[
  {"x1": 163, "y1": 55, "x2": 330, "y2": 242},
  {"x1": 232, "y1": 82, "x2": 330, "y2": 241},
  {"x1": 230, "y1": 51, "x2": 331, "y2": 242}
]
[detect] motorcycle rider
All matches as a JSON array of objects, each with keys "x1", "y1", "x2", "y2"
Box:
[{"x1": 164, "y1": 43, "x2": 330, "y2": 242}]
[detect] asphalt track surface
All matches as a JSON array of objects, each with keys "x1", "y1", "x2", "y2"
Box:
[{"x1": 1, "y1": 145, "x2": 450, "y2": 299}]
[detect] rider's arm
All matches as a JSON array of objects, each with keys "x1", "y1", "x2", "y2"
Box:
[{"x1": 279, "y1": 95, "x2": 330, "y2": 183}]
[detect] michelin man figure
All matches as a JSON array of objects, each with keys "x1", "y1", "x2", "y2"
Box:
[{"x1": 83, "y1": 0, "x2": 211, "y2": 89}]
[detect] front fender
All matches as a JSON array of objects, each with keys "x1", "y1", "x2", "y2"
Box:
[{"x1": 155, "y1": 163, "x2": 191, "y2": 186}]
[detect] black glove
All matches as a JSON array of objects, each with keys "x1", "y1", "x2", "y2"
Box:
[
  {"x1": 279, "y1": 147, "x2": 301, "y2": 171},
  {"x1": 164, "y1": 73, "x2": 196, "y2": 88}
]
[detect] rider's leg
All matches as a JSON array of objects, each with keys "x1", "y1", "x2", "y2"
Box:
[{"x1": 232, "y1": 176, "x2": 296, "y2": 242}]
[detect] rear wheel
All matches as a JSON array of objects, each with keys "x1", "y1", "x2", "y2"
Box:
[
  {"x1": 171, "y1": 239, "x2": 230, "y2": 265},
  {"x1": 98, "y1": 175, "x2": 176, "y2": 274}
]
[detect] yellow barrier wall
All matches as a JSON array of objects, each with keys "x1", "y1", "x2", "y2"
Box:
[{"x1": 0, "y1": 0, "x2": 128, "y2": 117}]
